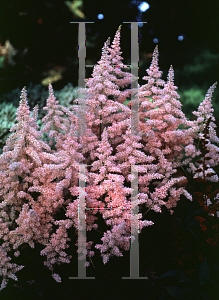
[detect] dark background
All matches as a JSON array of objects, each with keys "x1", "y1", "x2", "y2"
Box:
[{"x1": 0, "y1": 0, "x2": 218, "y2": 111}]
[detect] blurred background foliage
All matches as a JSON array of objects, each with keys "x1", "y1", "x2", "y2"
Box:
[{"x1": 0, "y1": 0, "x2": 218, "y2": 151}]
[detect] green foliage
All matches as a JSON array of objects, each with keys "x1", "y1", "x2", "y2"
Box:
[
  {"x1": 0, "y1": 102, "x2": 17, "y2": 154},
  {"x1": 157, "y1": 259, "x2": 219, "y2": 300},
  {"x1": 179, "y1": 87, "x2": 206, "y2": 120}
]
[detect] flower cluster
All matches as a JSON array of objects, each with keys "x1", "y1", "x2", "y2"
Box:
[{"x1": 0, "y1": 25, "x2": 218, "y2": 290}]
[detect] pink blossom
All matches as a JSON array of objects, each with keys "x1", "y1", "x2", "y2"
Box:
[{"x1": 0, "y1": 25, "x2": 218, "y2": 290}]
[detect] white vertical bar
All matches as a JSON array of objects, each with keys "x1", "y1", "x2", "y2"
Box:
[
  {"x1": 122, "y1": 21, "x2": 148, "y2": 280},
  {"x1": 69, "y1": 22, "x2": 95, "y2": 279}
]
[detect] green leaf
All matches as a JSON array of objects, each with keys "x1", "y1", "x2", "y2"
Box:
[
  {"x1": 199, "y1": 259, "x2": 210, "y2": 285},
  {"x1": 0, "y1": 55, "x2": 5, "y2": 68},
  {"x1": 158, "y1": 269, "x2": 192, "y2": 283},
  {"x1": 184, "y1": 209, "x2": 204, "y2": 224},
  {"x1": 199, "y1": 259, "x2": 219, "y2": 287},
  {"x1": 164, "y1": 286, "x2": 210, "y2": 300},
  {"x1": 164, "y1": 286, "x2": 184, "y2": 300}
]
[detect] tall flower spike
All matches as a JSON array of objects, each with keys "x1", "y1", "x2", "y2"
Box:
[
  {"x1": 41, "y1": 83, "x2": 71, "y2": 150},
  {"x1": 156, "y1": 64, "x2": 196, "y2": 167},
  {"x1": 15, "y1": 87, "x2": 31, "y2": 123},
  {"x1": 110, "y1": 25, "x2": 123, "y2": 66},
  {"x1": 99, "y1": 37, "x2": 111, "y2": 64},
  {"x1": 186, "y1": 82, "x2": 219, "y2": 178},
  {"x1": 138, "y1": 45, "x2": 166, "y2": 152},
  {"x1": 138, "y1": 62, "x2": 193, "y2": 213},
  {"x1": 108, "y1": 24, "x2": 137, "y2": 102},
  {"x1": 71, "y1": 31, "x2": 131, "y2": 164}
]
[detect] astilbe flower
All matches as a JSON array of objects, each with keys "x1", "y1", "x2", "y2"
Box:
[
  {"x1": 114, "y1": 121, "x2": 164, "y2": 212},
  {"x1": 155, "y1": 65, "x2": 197, "y2": 166},
  {"x1": 171, "y1": 118, "x2": 219, "y2": 276},
  {"x1": 0, "y1": 88, "x2": 66, "y2": 289},
  {"x1": 30, "y1": 84, "x2": 88, "y2": 276},
  {"x1": 84, "y1": 127, "x2": 153, "y2": 262},
  {"x1": 138, "y1": 47, "x2": 196, "y2": 161},
  {"x1": 0, "y1": 246, "x2": 24, "y2": 291},
  {"x1": 72, "y1": 37, "x2": 114, "y2": 144},
  {"x1": 39, "y1": 46, "x2": 219, "y2": 276},
  {"x1": 185, "y1": 82, "x2": 219, "y2": 180},
  {"x1": 40, "y1": 219, "x2": 73, "y2": 272},
  {"x1": 84, "y1": 127, "x2": 131, "y2": 260},
  {"x1": 0, "y1": 26, "x2": 219, "y2": 290},
  {"x1": 41, "y1": 83, "x2": 78, "y2": 151},
  {"x1": 192, "y1": 117, "x2": 219, "y2": 243},
  {"x1": 39, "y1": 86, "x2": 100, "y2": 270},
  {"x1": 65, "y1": 186, "x2": 97, "y2": 265},
  {"x1": 0, "y1": 86, "x2": 85, "y2": 287},
  {"x1": 69, "y1": 27, "x2": 162, "y2": 260},
  {"x1": 107, "y1": 24, "x2": 136, "y2": 104},
  {"x1": 39, "y1": 83, "x2": 85, "y2": 198},
  {"x1": 71, "y1": 26, "x2": 136, "y2": 160},
  {"x1": 130, "y1": 50, "x2": 195, "y2": 213},
  {"x1": 8, "y1": 204, "x2": 46, "y2": 250},
  {"x1": 105, "y1": 25, "x2": 138, "y2": 150}
]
